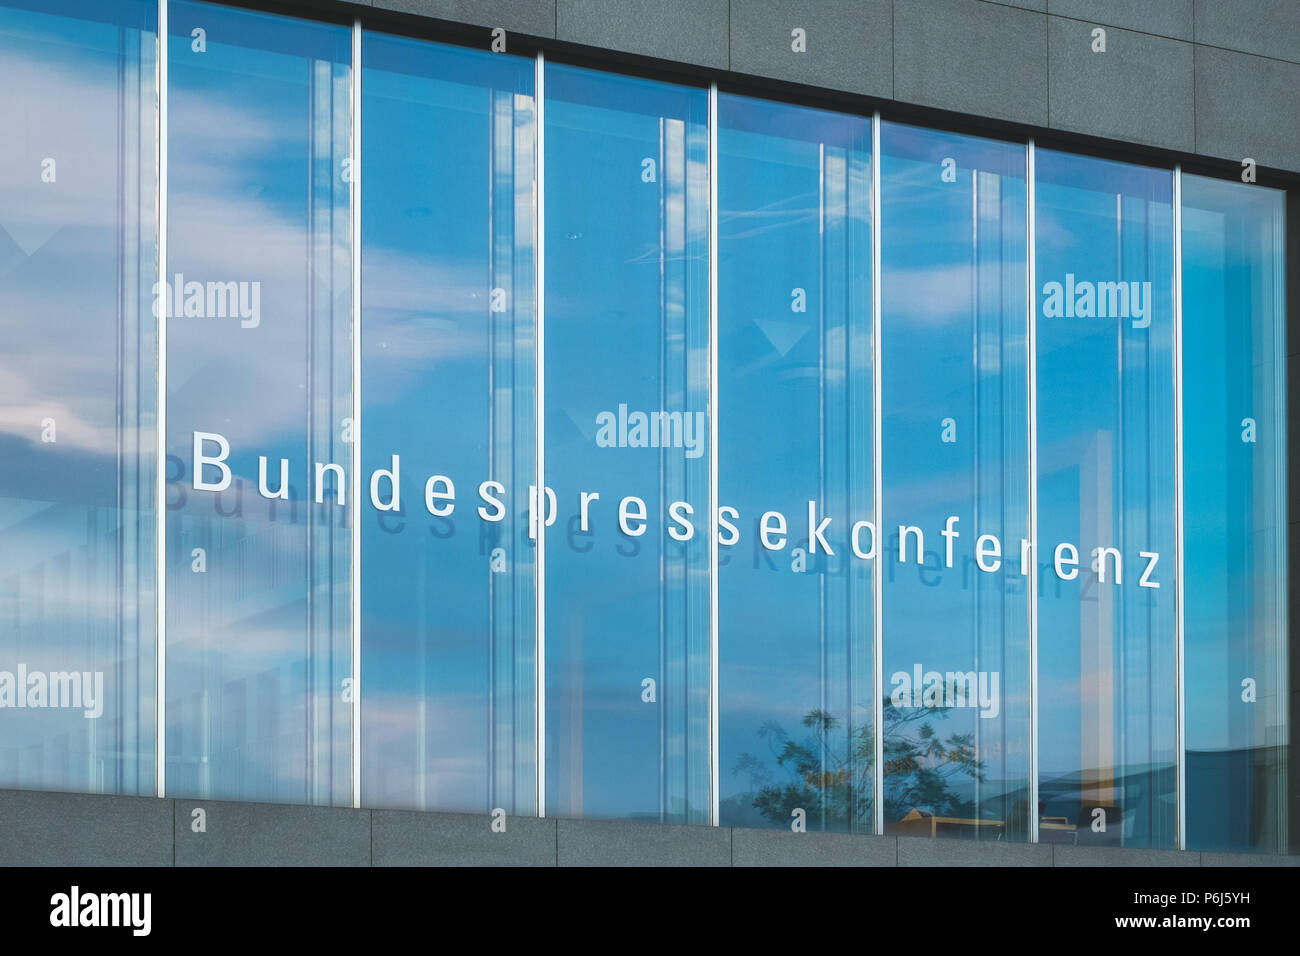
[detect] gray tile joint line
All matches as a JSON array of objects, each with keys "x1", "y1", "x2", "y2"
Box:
[{"x1": 970, "y1": 0, "x2": 1300, "y2": 67}]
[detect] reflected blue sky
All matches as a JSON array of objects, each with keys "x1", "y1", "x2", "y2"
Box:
[
  {"x1": 164, "y1": 0, "x2": 352, "y2": 805},
  {"x1": 717, "y1": 93, "x2": 873, "y2": 832},
  {"x1": 0, "y1": 0, "x2": 156, "y2": 796},
  {"x1": 1035, "y1": 150, "x2": 1176, "y2": 848},
  {"x1": 880, "y1": 121, "x2": 1028, "y2": 839},
  {"x1": 544, "y1": 63, "x2": 710, "y2": 823},
  {"x1": 1182, "y1": 174, "x2": 1286, "y2": 853},
  {"x1": 360, "y1": 33, "x2": 536, "y2": 815}
]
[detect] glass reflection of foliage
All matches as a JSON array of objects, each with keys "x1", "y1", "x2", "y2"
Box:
[
  {"x1": 881, "y1": 703, "x2": 984, "y2": 823},
  {"x1": 734, "y1": 701, "x2": 985, "y2": 829}
]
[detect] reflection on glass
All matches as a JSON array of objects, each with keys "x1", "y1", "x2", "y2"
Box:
[
  {"x1": 544, "y1": 63, "x2": 709, "y2": 822},
  {"x1": 1035, "y1": 151, "x2": 1176, "y2": 848},
  {"x1": 880, "y1": 123, "x2": 1029, "y2": 840},
  {"x1": 164, "y1": 1, "x2": 352, "y2": 804},
  {"x1": 717, "y1": 94, "x2": 874, "y2": 832},
  {"x1": 0, "y1": 0, "x2": 1291, "y2": 852},
  {"x1": 0, "y1": 0, "x2": 157, "y2": 794},
  {"x1": 1182, "y1": 175, "x2": 1287, "y2": 854},
  {"x1": 360, "y1": 33, "x2": 536, "y2": 813}
]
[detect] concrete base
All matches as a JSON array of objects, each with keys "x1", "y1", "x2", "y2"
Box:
[{"x1": 4, "y1": 789, "x2": 1296, "y2": 866}]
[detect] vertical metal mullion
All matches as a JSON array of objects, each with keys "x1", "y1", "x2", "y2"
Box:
[
  {"x1": 154, "y1": 0, "x2": 168, "y2": 801},
  {"x1": 1027, "y1": 139, "x2": 1039, "y2": 844},
  {"x1": 535, "y1": 51, "x2": 547, "y2": 819},
  {"x1": 707, "y1": 83, "x2": 720, "y2": 827},
  {"x1": 303, "y1": 55, "x2": 317, "y2": 806},
  {"x1": 1172, "y1": 164, "x2": 1186, "y2": 850},
  {"x1": 870, "y1": 111, "x2": 883, "y2": 836},
  {"x1": 1275, "y1": 198, "x2": 1290, "y2": 855},
  {"x1": 349, "y1": 18, "x2": 362, "y2": 810},
  {"x1": 656, "y1": 116, "x2": 667, "y2": 823},
  {"x1": 485, "y1": 86, "x2": 497, "y2": 816},
  {"x1": 817, "y1": 141, "x2": 827, "y2": 831}
]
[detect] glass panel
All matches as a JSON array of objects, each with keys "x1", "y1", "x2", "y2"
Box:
[
  {"x1": 716, "y1": 94, "x2": 874, "y2": 832},
  {"x1": 360, "y1": 33, "x2": 536, "y2": 813},
  {"x1": 1182, "y1": 174, "x2": 1287, "y2": 854},
  {"x1": 880, "y1": 123, "x2": 1029, "y2": 840},
  {"x1": 164, "y1": 1, "x2": 353, "y2": 804},
  {"x1": 543, "y1": 63, "x2": 709, "y2": 822},
  {"x1": 0, "y1": 0, "x2": 157, "y2": 794},
  {"x1": 1034, "y1": 151, "x2": 1176, "y2": 848}
]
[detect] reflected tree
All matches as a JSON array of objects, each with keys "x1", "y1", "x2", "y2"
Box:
[{"x1": 732, "y1": 699, "x2": 985, "y2": 829}]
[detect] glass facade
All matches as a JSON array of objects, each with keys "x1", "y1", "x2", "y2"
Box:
[
  {"x1": 359, "y1": 32, "x2": 536, "y2": 816},
  {"x1": 717, "y1": 94, "x2": 874, "y2": 833},
  {"x1": 1181, "y1": 174, "x2": 1288, "y2": 853},
  {"x1": 0, "y1": 0, "x2": 1291, "y2": 855},
  {"x1": 164, "y1": 2, "x2": 353, "y2": 804},
  {"x1": 880, "y1": 123, "x2": 1029, "y2": 840},
  {"x1": 1034, "y1": 152, "x2": 1177, "y2": 848},
  {"x1": 0, "y1": 0, "x2": 157, "y2": 796},
  {"x1": 543, "y1": 65, "x2": 710, "y2": 823}
]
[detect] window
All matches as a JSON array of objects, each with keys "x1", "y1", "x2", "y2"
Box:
[
  {"x1": 1034, "y1": 151, "x2": 1177, "y2": 848},
  {"x1": 0, "y1": 0, "x2": 157, "y2": 795},
  {"x1": 717, "y1": 93, "x2": 874, "y2": 832},
  {"x1": 880, "y1": 122, "x2": 1029, "y2": 840},
  {"x1": 359, "y1": 32, "x2": 537, "y2": 814},
  {"x1": 1182, "y1": 174, "x2": 1287, "y2": 854},
  {"x1": 164, "y1": 1, "x2": 353, "y2": 804},
  {"x1": 542, "y1": 64, "x2": 710, "y2": 823}
]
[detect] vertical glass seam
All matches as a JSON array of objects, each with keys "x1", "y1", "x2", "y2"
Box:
[
  {"x1": 871, "y1": 111, "x2": 884, "y2": 836},
  {"x1": 1172, "y1": 164, "x2": 1185, "y2": 850},
  {"x1": 1026, "y1": 139, "x2": 1039, "y2": 844},
  {"x1": 349, "y1": 18, "x2": 363, "y2": 811},
  {"x1": 155, "y1": 0, "x2": 168, "y2": 801},
  {"x1": 708, "y1": 83, "x2": 720, "y2": 827},
  {"x1": 534, "y1": 50, "x2": 547, "y2": 819}
]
